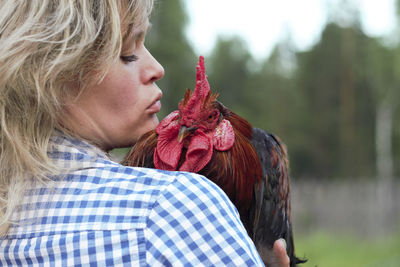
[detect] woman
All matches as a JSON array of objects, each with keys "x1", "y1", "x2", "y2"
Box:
[{"x1": 0, "y1": 0, "x2": 289, "y2": 265}]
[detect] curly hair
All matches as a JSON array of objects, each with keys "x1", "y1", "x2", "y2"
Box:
[{"x1": 0, "y1": 0, "x2": 154, "y2": 235}]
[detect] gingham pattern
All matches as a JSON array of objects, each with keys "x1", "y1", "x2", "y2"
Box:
[{"x1": 0, "y1": 133, "x2": 264, "y2": 266}]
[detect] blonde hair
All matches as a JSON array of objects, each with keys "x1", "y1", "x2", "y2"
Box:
[{"x1": 0, "y1": 0, "x2": 154, "y2": 235}]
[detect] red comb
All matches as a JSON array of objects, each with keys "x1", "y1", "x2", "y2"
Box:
[
  {"x1": 195, "y1": 56, "x2": 210, "y2": 99},
  {"x1": 182, "y1": 56, "x2": 210, "y2": 112}
]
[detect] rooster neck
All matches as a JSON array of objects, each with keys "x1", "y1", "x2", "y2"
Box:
[{"x1": 199, "y1": 111, "x2": 262, "y2": 216}]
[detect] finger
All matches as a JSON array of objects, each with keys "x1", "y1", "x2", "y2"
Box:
[{"x1": 272, "y1": 239, "x2": 290, "y2": 267}]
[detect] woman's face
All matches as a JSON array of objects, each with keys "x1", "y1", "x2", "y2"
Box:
[{"x1": 63, "y1": 20, "x2": 164, "y2": 151}]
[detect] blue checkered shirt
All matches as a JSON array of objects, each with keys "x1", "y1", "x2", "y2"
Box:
[{"x1": 0, "y1": 133, "x2": 264, "y2": 266}]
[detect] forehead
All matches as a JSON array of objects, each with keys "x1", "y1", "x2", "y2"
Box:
[
  {"x1": 133, "y1": 19, "x2": 150, "y2": 38},
  {"x1": 119, "y1": 0, "x2": 151, "y2": 40},
  {"x1": 122, "y1": 19, "x2": 149, "y2": 44}
]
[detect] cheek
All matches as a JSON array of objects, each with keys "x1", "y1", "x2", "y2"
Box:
[
  {"x1": 102, "y1": 75, "x2": 141, "y2": 110},
  {"x1": 117, "y1": 88, "x2": 139, "y2": 109}
]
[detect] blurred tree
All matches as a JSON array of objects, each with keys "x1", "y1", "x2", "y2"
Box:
[
  {"x1": 295, "y1": 23, "x2": 376, "y2": 178},
  {"x1": 247, "y1": 43, "x2": 296, "y2": 132},
  {"x1": 358, "y1": 0, "x2": 400, "y2": 181},
  {"x1": 146, "y1": 0, "x2": 196, "y2": 116},
  {"x1": 207, "y1": 36, "x2": 253, "y2": 115},
  {"x1": 388, "y1": 0, "x2": 400, "y2": 179},
  {"x1": 245, "y1": 42, "x2": 311, "y2": 178},
  {"x1": 364, "y1": 41, "x2": 398, "y2": 181},
  {"x1": 394, "y1": 104, "x2": 400, "y2": 177}
]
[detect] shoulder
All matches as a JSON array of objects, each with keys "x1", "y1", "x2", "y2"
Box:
[
  {"x1": 144, "y1": 171, "x2": 264, "y2": 266},
  {"x1": 156, "y1": 170, "x2": 240, "y2": 218},
  {"x1": 7, "y1": 159, "x2": 188, "y2": 237},
  {"x1": 94, "y1": 161, "x2": 234, "y2": 213}
]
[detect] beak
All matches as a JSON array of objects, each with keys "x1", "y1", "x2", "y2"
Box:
[{"x1": 178, "y1": 126, "x2": 197, "y2": 143}]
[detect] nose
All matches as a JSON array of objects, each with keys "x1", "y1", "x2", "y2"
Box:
[{"x1": 142, "y1": 47, "x2": 164, "y2": 84}]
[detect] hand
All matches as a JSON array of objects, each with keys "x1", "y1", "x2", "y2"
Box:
[
  {"x1": 269, "y1": 239, "x2": 290, "y2": 267},
  {"x1": 259, "y1": 239, "x2": 290, "y2": 267}
]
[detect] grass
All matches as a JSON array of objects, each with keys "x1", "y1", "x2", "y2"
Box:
[{"x1": 294, "y1": 231, "x2": 400, "y2": 267}]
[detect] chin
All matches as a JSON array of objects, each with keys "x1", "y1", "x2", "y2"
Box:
[
  {"x1": 131, "y1": 119, "x2": 159, "y2": 143},
  {"x1": 150, "y1": 113, "x2": 160, "y2": 126},
  {"x1": 109, "y1": 116, "x2": 159, "y2": 150},
  {"x1": 143, "y1": 114, "x2": 160, "y2": 133}
]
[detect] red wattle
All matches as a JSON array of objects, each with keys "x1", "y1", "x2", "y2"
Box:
[
  {"x1": 156, "y1": 110, "x2": 179, "y2": 134},
  {"x1": 154, "y1": 111, "x2": 182, "y2": 170},
  {"x1": 179, "y1": 130, "x2": 213, "y2": 173}
]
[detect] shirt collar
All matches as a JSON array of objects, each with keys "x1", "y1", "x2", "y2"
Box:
[{"x1": 48, "y1": 130, "x2": 112, "y2": 164}]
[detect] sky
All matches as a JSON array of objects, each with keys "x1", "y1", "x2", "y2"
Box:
[{"x1": 185, "y1": 0, "x2": 397, "y2": 59}]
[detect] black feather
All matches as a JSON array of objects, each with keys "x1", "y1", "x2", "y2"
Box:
[{"x1": 250, "y1": 128, "x2": 307, "y2": 266}]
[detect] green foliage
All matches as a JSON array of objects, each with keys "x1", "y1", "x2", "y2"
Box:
[
  {"x1": 294, "y1": 23, "x2": 377, "y2": 178},
  {"x1": 207, "y1": 36, "x2": 253, "y2": 112},
  {"x1": 296, "y1": 231, "x2": 400, "y2": 267}
]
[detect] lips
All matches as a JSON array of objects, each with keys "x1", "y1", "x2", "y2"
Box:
[{"x1": 147, "y1": 93, "x2": 162, "y2": 113}]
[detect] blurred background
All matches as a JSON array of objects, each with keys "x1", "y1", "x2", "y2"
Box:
[{"x1": 126, "y1": 0, "x2": 400, "y2": 265}]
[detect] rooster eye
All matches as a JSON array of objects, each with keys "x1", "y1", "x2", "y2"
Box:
[{"x1": 207, "y1": 111, "x2": 218, "y2": 122}]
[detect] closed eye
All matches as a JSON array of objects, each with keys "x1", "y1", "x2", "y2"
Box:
[{"x1": 120, "y1": 55, "x2": 139, "y2": 62}]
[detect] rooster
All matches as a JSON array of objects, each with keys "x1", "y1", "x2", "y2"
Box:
[{"x1": 123, "y1": 56, "x2": 306, "y2": 266}]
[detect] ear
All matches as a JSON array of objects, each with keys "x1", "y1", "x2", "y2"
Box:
[{"x1": 213, "y1": 119, "x2": 235, "y2": 151}]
